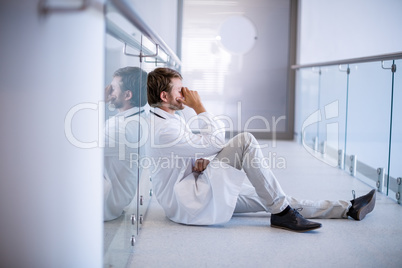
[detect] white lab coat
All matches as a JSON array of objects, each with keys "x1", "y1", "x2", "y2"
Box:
[
  {"x1": 103, "y1": 107, "x2": 143, "y2": 221},
  {"x1": 147, "y1": 108, "x2": 247, "y2": 225}
]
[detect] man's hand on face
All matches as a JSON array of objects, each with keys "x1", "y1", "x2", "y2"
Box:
[
  {"x1": 177, "y1": 87, "x2": 206, "y2": 114},
  {"x1": 192, "y1": 158, "x2": 210, "y2": 173}
]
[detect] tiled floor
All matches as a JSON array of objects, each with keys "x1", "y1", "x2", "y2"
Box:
[{"x1": 128, "y1": 141, "x2": 402, "y2": 268}]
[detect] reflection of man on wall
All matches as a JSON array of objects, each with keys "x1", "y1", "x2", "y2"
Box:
[{"x1": 103, "y1": 66, "x2": 147, "y2": 221}]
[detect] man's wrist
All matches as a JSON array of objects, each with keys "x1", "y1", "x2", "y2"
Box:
[{"x1": 193, "y1": 104, "x2": 206, "y2": 114}]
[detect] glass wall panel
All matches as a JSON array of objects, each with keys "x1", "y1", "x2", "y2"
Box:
[
  {"x1": 136, "y1": 35, "x2": 167, "y2": 234},
  {"x1": 102, "y1": 1, "x2": 181, "y2": 265},
  {"x1": 318, "y1": 65, "x2": 348, "y2": 166},
  {"x1": 388, "y1": 59, "x2": 402, "y2": 202},
  {"x1": 295, "y1": 68, "x2": 320, "y2": 150},
  {"x1": 103, "y1": 2, "x2": 143, "y2": 266},
  {"x1": 345, "y1": 61, "x2": 393, "y2": 190}
]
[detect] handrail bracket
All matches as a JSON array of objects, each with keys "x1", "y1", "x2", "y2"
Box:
[{"x1": 124, "y1": 43, "x2": 159, "y2": 62}]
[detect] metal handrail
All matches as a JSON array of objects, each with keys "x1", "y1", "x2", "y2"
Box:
[
  {"x1": 39, "y1": 0, "x2": 90, "y2": 13},
  {"x1": 110, "y1": 0, "x2": 182, "y2": 67},
  {"x1": 106, "y1": 19, "x2": 142, "y2": 52},
  {"x1": 291, "y1": 51, "x2": 402, "y2": 69}
]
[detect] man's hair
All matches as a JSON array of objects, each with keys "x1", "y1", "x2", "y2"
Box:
[
  {"x1": 113, "y1": 66, "x2": 148, "y2": 107},
  {"x1": 147, "y1": 67, "x2": 182, "y2": 107}
]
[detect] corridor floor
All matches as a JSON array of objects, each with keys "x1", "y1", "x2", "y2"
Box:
[{"x1": 128, "y1": 141, "x2": 402, "y2": 268}]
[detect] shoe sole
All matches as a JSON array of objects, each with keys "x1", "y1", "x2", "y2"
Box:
[
  {"x1": 356, "y1": 190, "x2": 376, "y2": 221},
  {"x1": 271, "y1": 224, "x2": 322, "y2": 233}
]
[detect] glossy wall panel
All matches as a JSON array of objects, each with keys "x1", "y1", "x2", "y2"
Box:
[
  {"x1": 103, "y1": 2, "x2": 180, "y2": 265},
  {"x1": 295, "y1": 65, "x2": 348, "y2": 166},
  {"x1": 346, "y1": 62, "x2": 393, "y2": 188},
  {"x1": 103, "y1": 3, "x2": 142, "y2": 267},
  {"x1": 318, "y1": 65, "x2": 348, "y2": 164},
  {"x1": 295, "y1": 68, "x2": 320, "y2": 149}
]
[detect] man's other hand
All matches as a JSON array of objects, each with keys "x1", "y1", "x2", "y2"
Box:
[{"x1": 193, "y1": 158, "x2": 210, "y2": 172}]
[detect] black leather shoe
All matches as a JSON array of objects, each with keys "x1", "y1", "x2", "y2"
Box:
[
  {"x1": 347, "y1": 189, "x2": 376, "y2": 221},
  {"x1": 271, "y1": 208, "x2": 322, "y2": 232}
]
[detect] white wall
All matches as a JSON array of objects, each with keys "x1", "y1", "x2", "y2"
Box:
[
  {"x1": 0, "y1": 1, "x2": 104, "y2": 267},
  {"x1": 297, "y1": 0, "x2": 402, "y2": 64}
]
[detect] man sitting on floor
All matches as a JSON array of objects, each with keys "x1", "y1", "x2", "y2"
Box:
[{"x1": 145, "y1": 67, "x2": 375, "y2": 232}]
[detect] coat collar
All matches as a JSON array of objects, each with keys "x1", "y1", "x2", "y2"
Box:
[
  {"x1": 154, "y1": 107, "x2": 177, "y2": 120},
  {"x1": 117, "y1": 107, "x2": 143, "y2": 118}
]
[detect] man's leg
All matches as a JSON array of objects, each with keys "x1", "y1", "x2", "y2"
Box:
[
  {"x1": 234, "y1": 183, "x2": 269, "y2": 213},
  {"x1": 214, "y1": 133, "x2": 322, "y2": 232},
  {"x1": 221, "y1": 133, "x2": 375, "y2": 225},
  {"x1": 287, "y1": 197, "x2": 350, "y2": 218},
  {"x1": 214, "y1": 132, "x2": 289, "y2": 214},
  {"x1": 233, "y1": 182, "x2": 350, "y2": 218},
  {"x1": 290, "y1": 190, "x2": 376, "y2": 220}
]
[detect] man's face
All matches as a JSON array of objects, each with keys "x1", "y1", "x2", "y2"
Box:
[
  {"x1": 109, "y1": 76, "x2": 125, "y2": 109},
  {"x1": 166, "y1": 77, "x2": 184, "y2": 111}
]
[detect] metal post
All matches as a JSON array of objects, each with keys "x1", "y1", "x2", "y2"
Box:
[
  {"x1": 377, "y1": 168, "x2": 385, "y2": 192},
  {"x1": 350, "y1": 155, "x2": 357, "y2": 176},
  {"x1": 338, "y1": 149, "x2": 344, "y2": 169},
  {"x1": 396, "y1": 177, "x2": 401, "y2": 204}
]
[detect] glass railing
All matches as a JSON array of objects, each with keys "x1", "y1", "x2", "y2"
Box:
[
  {"x1": 389, "y1": 59, "x2": 402, "y2": 202},
  {"x1": 103, "y1": 0, "x2": 181, "y2": 266},
  {"x1": 294, "y1": 54, "x2": 402, "y2": 204}
]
